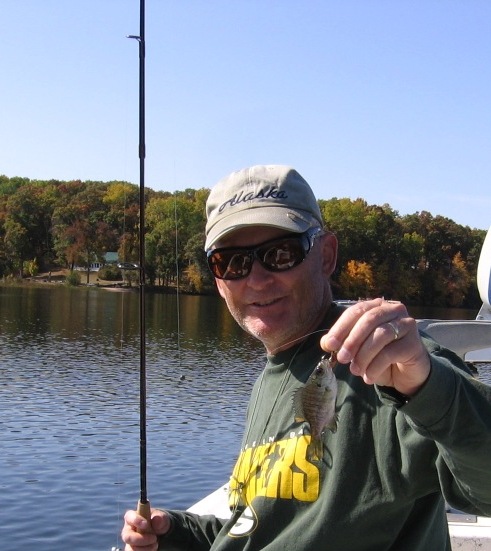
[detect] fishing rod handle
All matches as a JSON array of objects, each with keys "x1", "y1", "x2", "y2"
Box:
[{"x1": 137, "y1": 499, "x2": 152, "y2": 533}]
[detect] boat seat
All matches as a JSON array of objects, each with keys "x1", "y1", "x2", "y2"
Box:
[{"x1": 417, "y1": 319, "x2": 491, "y2": 361}]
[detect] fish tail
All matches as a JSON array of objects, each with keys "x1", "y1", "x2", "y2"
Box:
[{"x1": 307, "y1": 437, "x2": 324, "y2": 462}]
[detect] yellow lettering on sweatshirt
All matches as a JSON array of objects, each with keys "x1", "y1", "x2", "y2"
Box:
[{"x1": 229, "y1": 434, "x2": 320, "y2": 508}]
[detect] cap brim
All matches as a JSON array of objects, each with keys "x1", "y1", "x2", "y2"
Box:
[{"x1": 205, "y1": 206, "x2": 316, "y2": 250}]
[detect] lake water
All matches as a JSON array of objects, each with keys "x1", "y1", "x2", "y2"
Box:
[{"x1": 0, "y1": 286, "x2": 489, "y2": 551}]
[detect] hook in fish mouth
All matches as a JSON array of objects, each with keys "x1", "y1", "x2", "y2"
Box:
[{"x1": 321, "y1": 351, "x2": 338, "y2": 370}]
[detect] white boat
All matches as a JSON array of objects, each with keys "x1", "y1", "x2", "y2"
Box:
[
  {"x1": 188, "y1": 484, "x2": 491, "y2": 550},
  {"x1": 189, "y1": 227, "x2": 491, "y2": 550}
]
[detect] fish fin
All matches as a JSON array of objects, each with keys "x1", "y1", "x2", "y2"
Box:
[
  {"x1": 328, "y1": 413, "x2": 339, "y2": 433},
  {"x1": 307, "y1": 437, "x2": 323, "y2": 462}
]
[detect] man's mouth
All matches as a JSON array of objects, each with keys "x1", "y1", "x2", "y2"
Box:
[{"x1": 251, "y1": 297, "x2": 281, "y2": 307}]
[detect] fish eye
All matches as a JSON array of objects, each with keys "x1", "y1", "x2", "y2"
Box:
[{"x1": 314, "y1": 366, "x2": 324, "y2": 376}]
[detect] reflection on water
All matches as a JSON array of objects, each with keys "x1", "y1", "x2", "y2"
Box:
[
  {"x1": 0, "y1": 286, "x2": 489, "y2": 551},
  {"x1": 0, "y1": 286, "x2": 263, "y2": 551}
]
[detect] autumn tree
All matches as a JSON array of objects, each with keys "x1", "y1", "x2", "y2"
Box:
[
  {"x1": 445, "y1": 252, "x2": 472, "y2": 307},
  {"x1": 339, "y1": 260, "x2": 375, "y2": 299},
  {"x1": 51, "y1": 181, "x2": 118, "y2": 280}
]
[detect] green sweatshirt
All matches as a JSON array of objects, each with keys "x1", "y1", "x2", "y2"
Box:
[{"x1": 160, "y1": 304, "x2": 491, "y2": 551}]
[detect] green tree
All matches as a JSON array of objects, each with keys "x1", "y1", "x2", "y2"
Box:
[
  {"x1": 3, "y1": 182, "x2": 56, "y2": 276},
  {"x1": 319, "y1": 198, "x2": 401, "y2": 298},
  {"x1": 145, "y1": 189, "x2": 208, "y2": 289},
  {"x1": 103, "y1": 181, "x2": 140, "y2": 237},
  {"x1": 400, "y1": 212, "x2": 477, "y2": 306}
]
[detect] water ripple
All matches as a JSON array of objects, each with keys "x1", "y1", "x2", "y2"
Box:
[{"x1": 0, "y1": 287, "x2": 489, "y2": 551}]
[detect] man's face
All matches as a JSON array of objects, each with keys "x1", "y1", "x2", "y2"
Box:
[{"x1": 213, "y1": 226, "x2": 337, "y2": 354}]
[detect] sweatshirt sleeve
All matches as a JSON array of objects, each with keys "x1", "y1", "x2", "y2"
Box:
[
  {"x1": 379, "y1": 336, "x2": 491, "y2": 516},
  {"x1": 157, "y1": 511, "x2": 227, "y2": 551}
]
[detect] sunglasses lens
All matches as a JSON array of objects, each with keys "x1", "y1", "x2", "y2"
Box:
[
  {"x1": 259, "y1": 238, "x2": 306, "y2": 271},
  {"x1": 208, "y1": 251, "x2": 252, "y2": 280}
]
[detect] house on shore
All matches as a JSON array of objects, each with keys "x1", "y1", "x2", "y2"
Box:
[{"x1": 74, "y1": 252, "x2": 119, "y2": 272}]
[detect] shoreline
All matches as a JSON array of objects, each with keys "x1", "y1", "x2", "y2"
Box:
[{"x1": 1, "y1": 269, "x2": 215, "y2": 296}]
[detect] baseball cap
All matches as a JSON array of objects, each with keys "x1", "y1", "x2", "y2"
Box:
[{"x1": 205, "y1": 165, "x2": 323, "y2": 250}]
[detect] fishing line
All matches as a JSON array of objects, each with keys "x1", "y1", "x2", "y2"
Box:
[
  {"x1": 174, "y1": 195, "x2": 181, "y2": 368},
  {"x1": 112, "y1": 292, "x2": 127, "y2": 551},
  {"x1": 269, "y1": 328, "x2": 332, "y2": 355}
]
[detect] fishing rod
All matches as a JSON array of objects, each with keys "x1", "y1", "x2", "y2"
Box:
[{"x1": 127, "y1": 0, "x2": 151, "y2": 525}]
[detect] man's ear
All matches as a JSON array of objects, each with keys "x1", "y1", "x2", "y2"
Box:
[{"x1": 321, "y1": 232, "x2": 338, "y2": 277}]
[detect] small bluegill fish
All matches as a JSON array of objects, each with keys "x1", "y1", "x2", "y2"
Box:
[{"x1": 293, "y1": 352, "x2": 338, "y2": 461}]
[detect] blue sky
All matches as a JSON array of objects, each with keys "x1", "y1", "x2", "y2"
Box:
[{"x1": 2, "y1": 1, "x2": 490, "y2": 230}]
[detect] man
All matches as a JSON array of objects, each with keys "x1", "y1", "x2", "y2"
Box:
[{"x1": 122, "y1": 165, "x2": 491, "y2": 550}]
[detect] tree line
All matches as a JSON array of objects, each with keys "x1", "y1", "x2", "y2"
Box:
[{"x1": 0, "y1": 174, "x2": 487, "y2": 308}]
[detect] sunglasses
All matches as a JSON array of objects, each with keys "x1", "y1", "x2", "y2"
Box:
[{"x1": 207, "y1": 227, "x2": 323, "y2": 280}]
